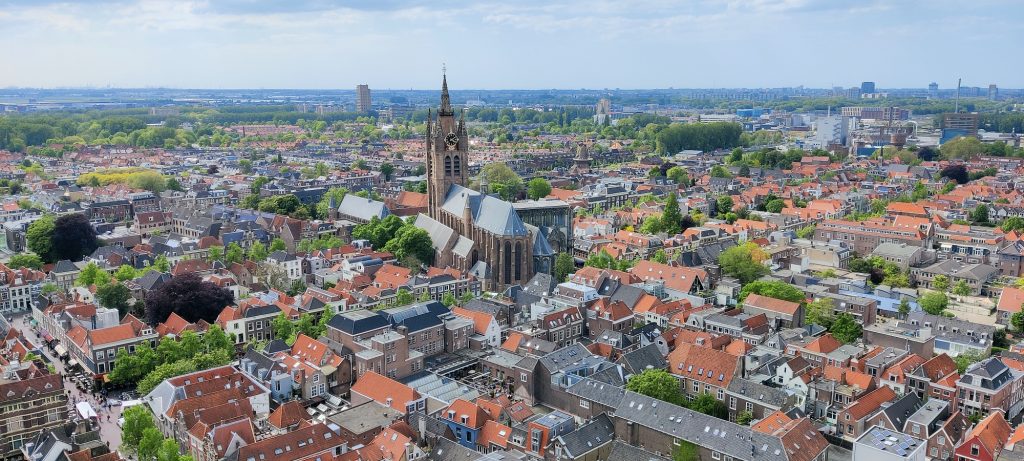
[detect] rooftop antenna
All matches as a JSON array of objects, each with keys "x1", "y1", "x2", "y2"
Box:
[{"x1": 955, "y1": 78, "x2": 961, "y2": 113}]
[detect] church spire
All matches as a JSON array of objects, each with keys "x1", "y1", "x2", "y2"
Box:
[{"x1": 439, "y1": 70, "x2": 453, "y2": 116}]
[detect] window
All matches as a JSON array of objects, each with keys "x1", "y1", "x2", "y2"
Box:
[
  {"x1": 972, "y1": 445, "x2": 980, "y2": 456},
  {"x1": 717, "y1": 389, "x2": 724, "y2": 400},
  {"x1": 729, "y1": 397, "x2": 737, "y2": 410},
  {"x1": 712, "y1": 451, "x2": 721, "y2": 460},
  {"x1": 580, "y1": 399, "x2": 590, "y2": 409},
  {"x1": 521, "y1": 372, "x2": 528, "y2": 382},
  {"x1": 693, "y1": 382, "x2": 699, "y2": 392},
  {"x1": 745, "y1": 402, "x2": 753, "y2": 412}
]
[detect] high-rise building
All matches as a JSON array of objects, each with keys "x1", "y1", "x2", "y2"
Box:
[
  {"x1": 989, "y1": 84, "x2": 999, "y2": 101},
  {"x1": 941, "y1": 112, "x2": 979, "y2": 144},
  {"x1": 860, "y1": 81, "x2": 876, "y2": 94},
  {"x1": 928, "y1": 82, "x2": 938, "y2": 99},
  {"x1": 593, "y1": 98, "x2": 611, "y2": 124},
  {"x1": 356, "y1": 84, "x2": 371, "y2": 113}
]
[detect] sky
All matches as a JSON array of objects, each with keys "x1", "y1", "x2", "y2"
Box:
[{"x1": 1, "y1": 0, "x2": 1022, "y2": 90}]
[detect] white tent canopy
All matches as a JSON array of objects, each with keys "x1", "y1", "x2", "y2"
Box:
[{"x1": 76, "y1": 401, "x2": 97, "y2": 420}]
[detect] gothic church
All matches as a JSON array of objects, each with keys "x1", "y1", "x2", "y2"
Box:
[{"x1": 415, "y1": 74, "x2": 554, "y2": 291}]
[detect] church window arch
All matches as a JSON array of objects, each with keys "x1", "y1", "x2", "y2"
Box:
[
  {"x1": 453, "y1": 155, "x2": 462, "y2": 177},
  {"x1": 503, "y1": 241, "x2": 512, "y2": 285},
  {"x1": 444, "y1": 155, "x2": 452, "y2": 176},
  {"x1": 514, "y1": 242, "x2": 523, "y2": 281}
]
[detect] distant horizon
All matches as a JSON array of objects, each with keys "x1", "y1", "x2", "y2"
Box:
[
  {"x1": 0, "y1": 84, "x2": 1019, "y2": 92},
  {"x1": 2, "y1": 0, "x2": 1022, "y2": 89}
]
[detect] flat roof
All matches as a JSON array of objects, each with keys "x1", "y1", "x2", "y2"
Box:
[{"x1": 856, "y1": 425, "x2": 924, "y2": 457}]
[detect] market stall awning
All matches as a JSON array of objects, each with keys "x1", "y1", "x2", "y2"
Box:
[
  {"x1": 42, "y1": 333, "x2": 53, "y2": 342},
  {"x1": 53, "y1": 345, "x2": 68, "y2": 357},
  {"x1": 67, "y1": 358, "x2": 81, "y2": 369},
  {"x1": 76, "y1": 401, "x2": 98, "y2": 420}
]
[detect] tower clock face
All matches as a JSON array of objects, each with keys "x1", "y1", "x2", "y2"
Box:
[{"x1": 445, "y1": 132, "x2": 459, "y2": 148}]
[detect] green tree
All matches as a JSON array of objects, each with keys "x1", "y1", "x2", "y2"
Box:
[
  {"x1": 225, "y1": 243, "x2": 244, "y2": 265},
  {"x1": 137, "y1": 360, "x2": 198, "y2": 395},
  {"x1": 940, "y1": 136, "x2": 983, "y2": 160},
  {"x1": 739, "y1": 280, "x2": 804, "y2": 303},
  {"x1": 898, "y1": 299, "x2": 911, "y2": 317},
  {"x1": 932, "y1": 274, "x2": 950, "y2": 292},
  {"x1": 76, "y1": 262, "x2": 111, "y2": 287},
  {"x1": 554, "y1": 252, "x2": 575, "y2": 282},
  {"x1": 441, "y1": 292, "x2": 457, "y2": 307},
  {"x1": 207, "y1": 246, "x2": 224, "y2": 263},
  {"x1": 672, "y1": 440, "x2": 700, "y2": 461},
  {"x1": 165, "y1": 177, "x2": 184, "y2": 192},
  {"x1": 952, "y1": 280, "x2": 972, "y2": 297},
  {"x1": 1012, "y1": 311, "x2": 1024, "y2": 332},
  {"x1": 138, "y1": 427, "x2": 163, "y2": 460},
  {"x1": 114, "y1": 264, "x2": 138, "y2": 282},
  {"x1": 158, "y1": 437, "x2": 182, "y2": 461},
  {"x1": 638, "y1": 215, "x2": 664, "y2": 234},
  {"x1": 380, "y1": 163, "x2": 395, "y2": 181},
  {"x1": 716, "y1": 195, "x2": 735, "y2": 215},
  {"x1": 272, "y1": 313, "x2": 294, "y2": 342},
  {"x1": 26, "y1": 214, "x2": 55, "y2": 262},
  {"x1": 383, "y1": 225, "x2": 435, "y2": 265},
  {"x1": 736, "y1": 411, "x2": 754, "y2": 426},
  {"x1": 121, "y1": 405, "x2": 157, "y2": 452},
  {"x1": 652, "y1": 249, "x2": 669, "y2": 264},
  {"x1": 765, "y1": 199, "x2": 786, "y2": 213},
  {"x1": 1002, "y1": 217, "x2": 1024, "y2": 233},
  {"x1": 690, "y1": 393, "x2": 728, "y2": 419},
  {"x1": 270, "y1": 238, "x2": 286, "y2": 252},
  {"x1": 625, "y1": 369, "x2": 684, "y2": 406},
  {"x1": 316, "y1": 187, "x2": 349, "y2": 218},
  {"x1": 972, "y1": 205, "x2": 989, "y2": 224},
  {"x1": 954, "y1": 349, "x2": 987, "y2": 374},
  {"x1": 721, "y1": 242, "x2": 770, "y2": 285},
  {"x1": 109, "y1": 341, "x2": 157, "y2": 385},
  {"x1": 805, "y1": 297, "x2": 835, "y2": 328},
  {"x1": 248, "y1": 241, "x2": 268, "y2": 262},
  {"x1": 830, "y1": 313, "x2": 862, "y2": 344},
  {"x1": 7, "y1": 253, "x2": 43, "y2": 270},
  {"x1": 527, "y1": 177, "x2": 552, "y2": 200},
  {"x1": 478, "y1": 163, "x2": 523, "y2": 201},
  {"x1": 666, "y1": 166, "x2": 689, "y2": 185},
  {"x1": 395, "y1": 288, "x2": 414, "y2": 306},
  {"x1": 153, "y1": 255, "x2": 171, "y2": 272},
  {"x1": 710, "y1": 165, "x2": 731, "y2": 178},
  {"x1": 919, "y1": 291, "x2": 949, "y2": 315},
  {"x1": 96, "y1": 282, "x2": 132, "y2": 315},
  {"x1": 662, "y1": 192, "x2": 683, "y2": 235},
  {"x1": 203, "y1": 325, "x2": 234, "y2": 356},
  {"x1": 795, "y1": 225, "x2": 816, "y2": 239}
]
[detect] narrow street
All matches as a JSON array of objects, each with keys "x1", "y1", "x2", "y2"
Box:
[{"x1": 11, "y1": 314, "x2": 125, "y2": 452}]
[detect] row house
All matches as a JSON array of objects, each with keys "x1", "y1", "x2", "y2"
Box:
[
  {"x1": 910, "y1": 260, "x2": 999, "y2": 296},
  {"x1": 325, "y1": 310, "x2": 425, "y2": 380},
  {"x1": 0, "y1": 364, "x2": 67, "y2": 459},
  {"x1": 814, "y1": 218, "x2": 928, "y2": 255},
  {"x1": 934, "y1": 224, "x2": 1002, "y2": 265},
  {"x1": 145, "y1": 365, "x2": 271, "y2": 437},
  {"x1": 0, "y1": 262, "x2": 45, "y2": 315},
  {"x1": 65, "y1": 314, "x2": 157, "y2": 376},
  {"x1": 668, "y1": 342, "x2": 740, "y2": 403},
  {"x1": 215, "y1": 298, "x2": 281, "y2": 345},
  {"x1": 957, "y1": 357, "x2": 1024, "y2": 419},
  {"x1": 611, "y1": 391, "x2": 829, "y2": 461}
]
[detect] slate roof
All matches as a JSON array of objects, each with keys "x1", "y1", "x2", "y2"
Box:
[
  {"x1": 556, "y1": 414, "x2": 614, "y2": 458},
  {"x1": 565, "y1": 378, "x2": 625, "y2": 409},
  {"x1": 328, "y1": 309, "x2": 389, "y2": 335},
  {"x1": 879, "y1": 392, "x2": 922, "y2": 430},
  {"x1": 338, "y1": 194, "x2": 390, "y2": 222},
  {"x1": 613, "y1": 391, "x2": 790, "y2": 461},
  {"x1": 727, "y1": 377, "x2": 792, "y2": 409},
  {"x1": 617, "y1": 343, "x2": 667, "y2": 376},
  {"x1": 605, "y1": 441, "x2": 670, "y2": 461},
  {"x1": 381, "y1": 300, "x2": 450, "y2": 332},
  {"x1": 441, "y1": 184, "x2": 528, "y2": 237}
]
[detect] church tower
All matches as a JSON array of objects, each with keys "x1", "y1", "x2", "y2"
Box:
[{"x1": 426, "y1": 72, "x2": 469, "y2": 219}]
